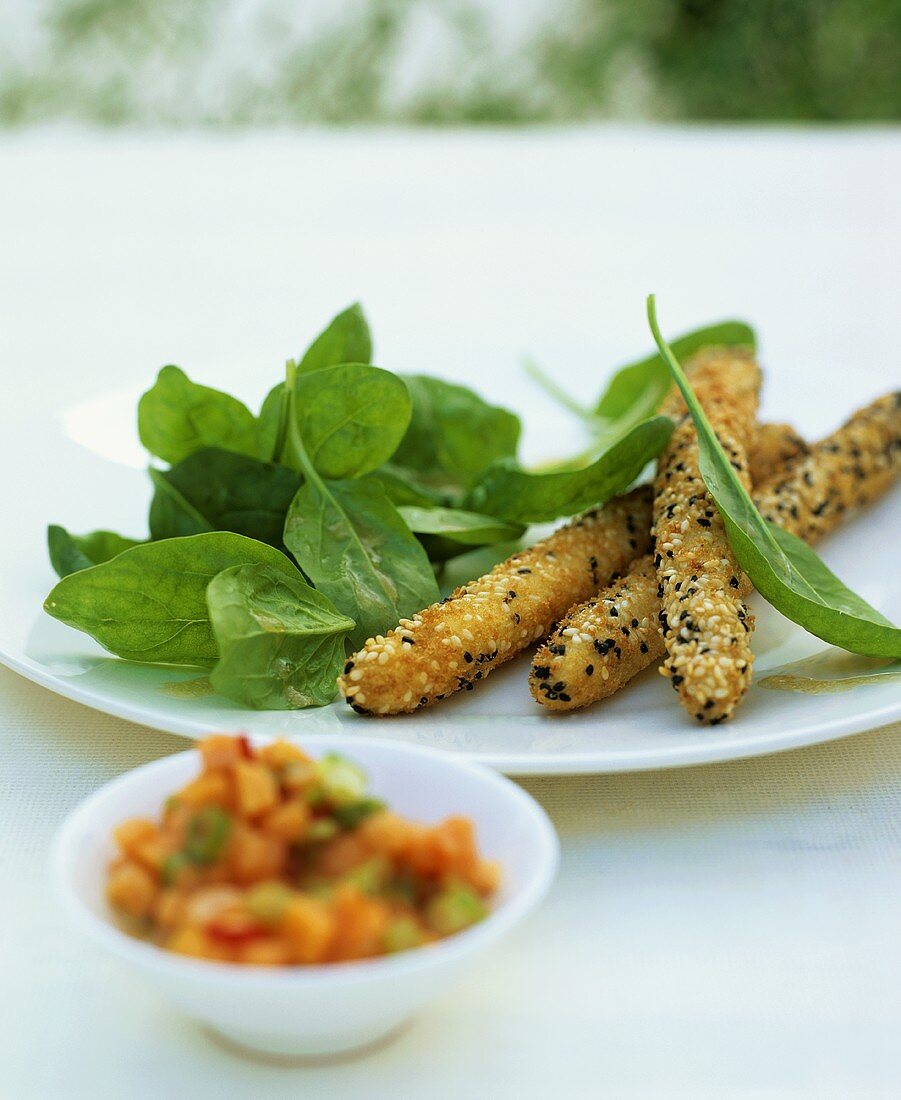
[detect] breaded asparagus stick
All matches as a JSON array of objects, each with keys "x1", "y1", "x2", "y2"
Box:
[
  {"x1": 654, "y1": 346, "x2": 762, "y2": 722},
  {"x1": 531, "y1": 392, "x2": 901, "y2": 715},
  {"x1": 530, "y1": 419, "x2": 805, "y2": 711},
  {"x1": 748, "y1": 422, "x2": 809, "y2": 487},
  {"x1": 338, "y1": 488, "x2": 652, "y2": 715}
]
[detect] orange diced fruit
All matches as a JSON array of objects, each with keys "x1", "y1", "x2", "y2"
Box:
[
  {"x1": 471, "y1": 859, "x2": 502, "y2": 895},
  {"x1": 199, "y1": 734, "x2": 247, "y2": 771},
  {"x1": 238, "y1": 936, "x2": 294, "y2": 966},
  {"x1": 112, "y1": 818, "x2": 157, "y2": 859},
  {"x1": 281, "y1": 896, "x2": 335, "y2": 964},
  {"x1": 330, "y1": 886, "x2": 391, "y2": 961},
  {"x1": 132, "y1": 833, "x2": 174, "y2": 874},
  {"x1": 166, "y1": 927, "x2": 230, "y2": 962},
  {"x1": 260, "y1": 799, "x2": 310, "y2": 842},
  {"x1": 227, "y1": 823, "x2": 285, "y2": 884},
  {"x1": 233, "y1": 760, "x2": 279, "y2": 817},
  {"x1": 179, "y1": 770, "x2": 232, "y2": 810},
  {"x1": 106, "y1": 861, "x2": 158, "y2": 918},
  {"x1": 259, "y1": 740, "x2": 311, "y2": 770}
]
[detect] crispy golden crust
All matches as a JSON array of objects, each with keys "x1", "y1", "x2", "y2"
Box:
[
  {"x1": 530, "y1": 392, "x2": 901, "y2": 714},
  {"x1": 748, "y1": 422, "x2": 809, "y2": 486},
  {"x1": 337, "y1": 488, "x2": 652, "y2": 716},
  {"x1": 754, "y1": 392, "x2": 901, "y2": 542},
  {"x1": 653, "y1": 347, "x2": 762, "y2": 723}
]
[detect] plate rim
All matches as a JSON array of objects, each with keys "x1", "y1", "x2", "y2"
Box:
[{"x1": 3, "y1": 645, "x2": 899, "y2": 776}]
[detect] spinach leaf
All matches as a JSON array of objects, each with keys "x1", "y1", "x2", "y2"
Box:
[
  {"x1": 47, "y1": 526, "x2": 142, "y2": 578},
  {"x1": 467, "y1": 416, "x2": 673, "y2": 523},
  {"x1": 207, "y1": 563, "x2": 354, "y2": 709},
  {"x1": 647, "y1": 296, "x2": 901, "y2": 659},
  {"x1": 298, "y1": 302, "x2": 372, "y2": 374},
  {"x1": 256, "y1": 382, "x2": 289, "y2": 462},
  {"x1": 149, "y1": 448, "x2": 301, "y2": 547},
  {"x1": 137, "y1": 365, "x2": 259, "y2": 464},
  {"x1": 148, "y1": 468, "x2": 214, "y2": 539},
  {"x1": 398, "y1": 506, "x2": 524, "y2": 546},
  {"x1": 594, "y1": 319, "x2": 756, "y2": 420},
  {"x1": 525, "y1": 319, "x2": 756, "y2": 444},
  {"x1": 393, "y1": 376, "x2": 521, "y2": 489},
  {"x1": 290, "y1": 363, "x2": 411, "y2": 479},
  {"x1": 366, "y1": 465, "x2": 448, "y2": 508},
  {"x1": 44, "y1": 533, "x2": 297, "y2": 665},
  {"x1": 284, "y1": 477, "x2": 440, "y2": 649}
]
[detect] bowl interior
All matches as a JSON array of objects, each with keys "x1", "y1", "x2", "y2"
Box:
[{"x1": 55, "y1": 735, "x2": 559, "y2": 971}]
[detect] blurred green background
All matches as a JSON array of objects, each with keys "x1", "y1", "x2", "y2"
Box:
[{"x1": 1, "y1": 0, "x2": 898, "y2": 126}]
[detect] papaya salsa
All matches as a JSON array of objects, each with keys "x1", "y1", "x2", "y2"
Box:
[{"x1": 105, "y1": 736, "x2": 500, "y2": 966}]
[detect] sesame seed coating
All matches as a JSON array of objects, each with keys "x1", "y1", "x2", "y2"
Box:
[
  {"x1": 532, "y1": 417, "x2": 792, "y2": 712},
  {"x1": 337, "y1": 487, "x2": 653, "y2": 715},
  {"x1": 531, "y1": 391, "x2": 901, "y2": 715},
  {"x1": 748, "y1": 422, "x2": 810, "y2": 487},
  {"x1": 654, "y1": 346, "x2": 762, "y2": 723},
  {"x1": 754, "y1": 392, "x2": 901, "y2": 543}
]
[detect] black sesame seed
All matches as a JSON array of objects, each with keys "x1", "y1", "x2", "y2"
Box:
[
  {"x1": 534, "y1": 665, "x2": 551, "y2": 680},
  {"x1": 585, "y1": 665, "x2": 594, "y2": 676},
  {"x1": 464, "y1": 652, "x2": 473, "y2": 663}
]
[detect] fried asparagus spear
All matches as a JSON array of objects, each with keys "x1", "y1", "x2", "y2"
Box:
[
  {"x1": 652, "y1": 346, "x2": 762, "y2": 722},
  {"x1": 748, "y1": 422, "x2": 809, "y2": 486},
  {"x1": 530, "y1": 392, "x2": 901, "y2": 715},
  {"x1": 338, "y1": 488, "x2": 652, "y2": 715}
]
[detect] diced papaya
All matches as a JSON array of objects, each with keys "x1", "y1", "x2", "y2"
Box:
[
  {"x1": 471, "y1": 859, "x2": 502, "y2": 895},
  {"x1": 106, "y1": 860, "x2": 158, "y2": 919},
  {"x1": 281, "y1": 896, "x2": 335, "y2": 964},
  {"x1": 112, "y1": 818, "x2": 157, "y2": 859},
  {"x1": 316, "y1": 832, "x2": 370, "y2": 877},
  {"x1": 183, "y1": 886, "x2": 244, "y2": 926},
  {"x1": 178, "y1": 770, "x2": 232, "y2": 810},
  {"x1": 357, "y1": 811, "x2": 417, "y2": 858},
  {"x1": 329, "y1": 885, "x2": 391, "y2": 962},
  {"x1": 259, "y1": 740, "x2": 311, "y2": 770},
  {"x1": 132, "y1": 833, "x2": 176, "y2": 874},
  {"x1": 233, "y1": 760, "x2": 279, "y2": 818},
  {"x1": 152, "y1": 889, "x2": 185, "y2": 932},
  {"x1": 227, "y1": 823, "x2": 285, "y2": 884},
  {"x1": 166, "y1": 926, "x2": 231, "y2": 962},
  {"x1": 238, "y1": 936, "x2": 294, "y2": 966},
  {"x1": 199, "y1": 734, "x2": 249, "y2": 771},
  {"x1": 406, "y1": 817, "x2": 478, "y2": 880},
  {"x1": 260, "y1": 798, "x2": 310, "y2": 842}
]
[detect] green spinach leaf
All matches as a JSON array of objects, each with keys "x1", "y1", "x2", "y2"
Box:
[
  {"x1": 138, "y1": 365, "x2": 259, "y2": 464},
  {"x1": 284, "y1": 477, "x2": 440, "y2": 649},
  {"x1": 290, "y1": 363, "x2": 411, "y2": 479},
  {"x1": 298, "y1": 302, "x2": 372, "y2": 374},
  {"x1": 207, "y1": 563, "x2": 354, "y2": 710},
  {"x1": 647, "y1": 296, "x2": 901, "y2": 659},
  {"x1": 148, "y1": 468, "x2": 214, "y2": 539},
  {"x1": 149, "y1": 448, "x2": 301, "y2": 547},
  {"x1": 398, "y1": 506, "x2": 524, "y2": 546},
  {"x1": 366, "y1": 465, "x2": 448, "y2": 508},
  {"x1": 393, "y1": 376, "x2": 521, "y2": 490},
  {"x1": 44, "y1": 533, "x2": 297, "y2": 665},
  {"x1": 47, "y1": 526, "x2": 142, "y2": 578},
  {"x1": 467, "y1": 416, "x2": 673, "y2": 523},
  {"x1": 525, "y1": 319, "x2": 756, "y2": 470}
]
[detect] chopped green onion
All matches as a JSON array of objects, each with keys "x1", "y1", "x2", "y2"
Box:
[
  {"x1": 333, "y1": 797, "x2": 384, "y2": 829},
  {"x1": 184, "y1": 806, "x2": 232, "y2": 865}
]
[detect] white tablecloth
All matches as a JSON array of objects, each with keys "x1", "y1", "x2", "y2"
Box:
[{"x1": 2, "y1": 128, "x2": 900, "y2": 1098}]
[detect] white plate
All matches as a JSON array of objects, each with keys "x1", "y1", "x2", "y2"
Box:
[{"x1": 2, "y1": 385, "x2": 899, "y2": 776}]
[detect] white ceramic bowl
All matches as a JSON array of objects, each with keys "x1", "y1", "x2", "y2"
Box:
[{"x1": 52, "y1": 736, "x2": 559, "y2": 1058}]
